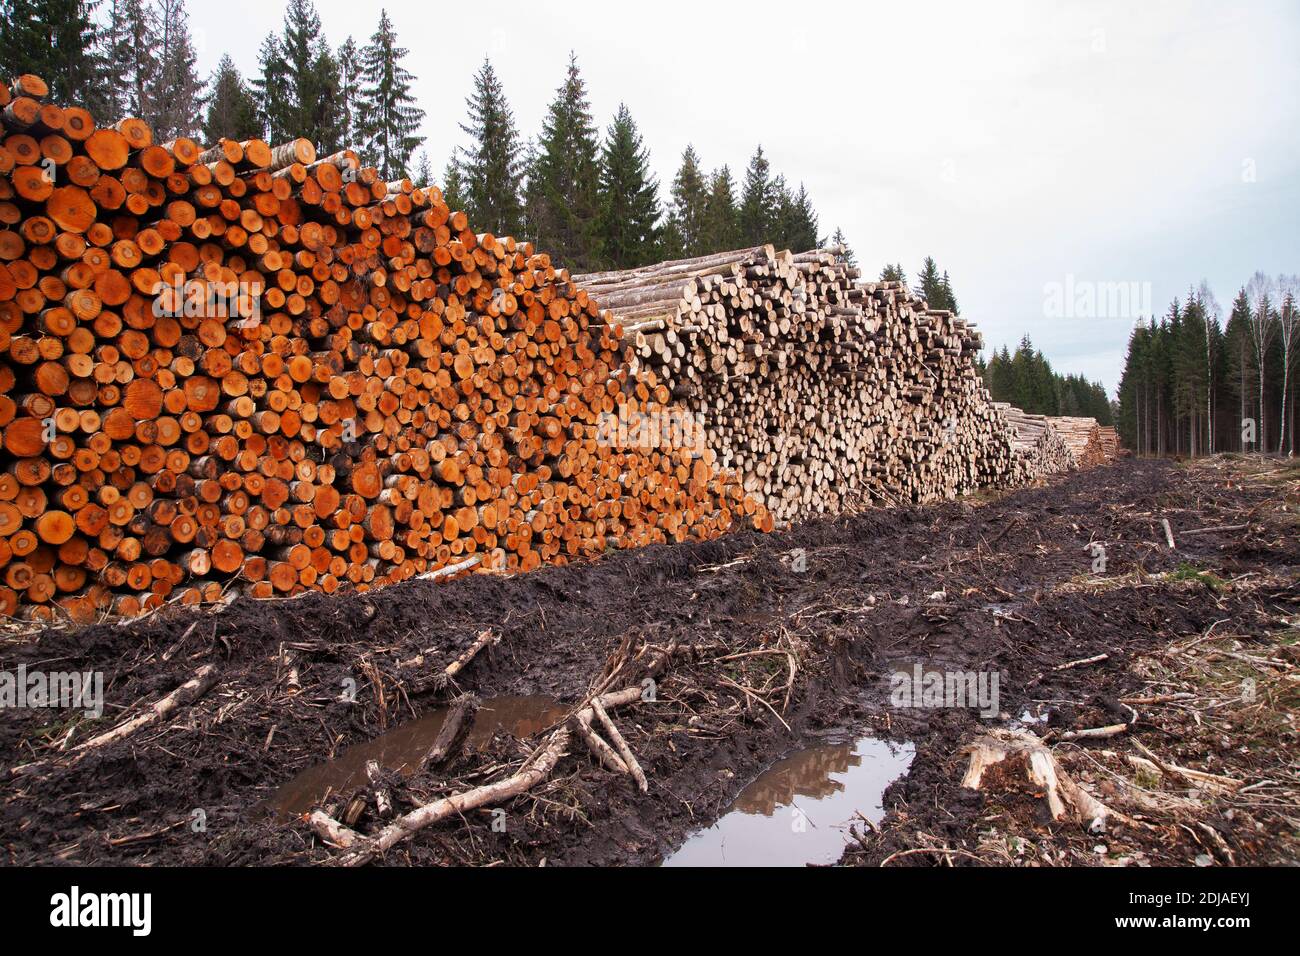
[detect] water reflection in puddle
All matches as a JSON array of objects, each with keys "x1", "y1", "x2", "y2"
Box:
[
  {"x1": 663, "y1": 737, "x2": 914, "y2": 867},
  {"x1": 269, "y1": 695, "x2": 567, "y2": 819}
]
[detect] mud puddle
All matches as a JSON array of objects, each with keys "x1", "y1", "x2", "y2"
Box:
[
  {"x1": 663, "y1": 736, "x2": 913, "y2": 867},
  {"x1": 269, "y1": 695, "x2": 567, "y2": 818}
]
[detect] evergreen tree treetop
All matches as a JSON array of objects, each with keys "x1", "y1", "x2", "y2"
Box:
[
  {"x1": 358, "y1": 8, "x2": 425, "y2": 179},
  {"x1": 458, "y1": 57, "x2": 524, "y2": 236},
  {"x1": 597, "y1": 102, "x2": 661, "y2": 269}
]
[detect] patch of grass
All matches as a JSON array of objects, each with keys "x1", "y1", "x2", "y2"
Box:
[
  {"x1": 1168, "y1": 561, "x2": 1227, "y2": 593},
  {"x1": 1274, "y1": 628, "x2": 1300, "y2": 647},
  {"x1": 1133, "y1": 766, "x2": 1163, "y2": 790}
]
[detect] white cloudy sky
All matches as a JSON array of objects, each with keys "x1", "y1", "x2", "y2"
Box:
[{"x1": 184, "y1": 0, "x2": 1300, "y2": 393}]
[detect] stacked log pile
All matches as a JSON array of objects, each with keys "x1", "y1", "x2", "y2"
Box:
[
  {"x1": 1097, "y1": 425, "x2": 1119, "y2": 461},
  {"x1": 575, "y1": 247, "x2": 1022, "y2": 522},
  {"x1": 992, "y1": 403, "x2": 1074, "y2": 479},
  {"x1": 1047, "y1": 416, "x2": 1107, "y2": 468},
  {"x1": 0, "y1": 74, "x2": 770, "y2": 620}
]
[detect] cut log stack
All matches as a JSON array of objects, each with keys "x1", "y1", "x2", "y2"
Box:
[
  {"x1": 0, "y1": 73, "x2": 771, "y2": 621},
  {"x1": 575, "y1": 246, "x2": 1023, "y2": 523},
  {"x1": 1046, "y1": 416, "x2": 1108, "y2": 469},
  {"x1": 992, "y1": 403, "x2": 1075, "y2": 480},
  {"x1": 1097, "y1": 425, "x2": 1119, "y2": 461}
]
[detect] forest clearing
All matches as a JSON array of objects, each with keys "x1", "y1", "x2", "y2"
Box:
[{"x1": 2, "y1": 455, "x2": 1296, "y2": 867}]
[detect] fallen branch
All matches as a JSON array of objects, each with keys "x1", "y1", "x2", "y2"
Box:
[
  {"x1": 444, "y1": 629, "x2": 499, "y2": 680},
  {"x1": 1179, "y1": 523, "x2": 1249, "y2": 536},
  {"x1": 571, "y1": 709, "x2": 629, "y2": 774},
  {"x1": 591, "y1": 696, "x2": 648, "y2": 792},
  {"x1": 1049, "y1": 702, "x2": 1137, "y2": 742},
  {"x1": 415, "y1": 554, "x2": 482, "y2": 582},
  {"x1": 719, "y1": 675, "x2": 792, "y2": 733},
  {"x1": 1054, "y1": 722, "x2": 1131, "y2": 741},
  {"x1": 1053, "y1": 653, "x2": 1109, "y2": 671},
  {"x1": 879, "y1": 846, "x2": 989, "y2": 867},
  {"x1": 334, "y1": 726, "x2": 573, "y2": 866},
  {"x1": 318, "y1": 683, "x2": 649, "y2": 865},
  {"x1": 76, "y1": 664, "x2": 220, "y2": 752},
  {"x1": 308, "y1": 811, "x2": 361, "y2": 849},
  {"x1": 311, "y1": 644, "x2": 682, "y2": 865},
  {"x1": 1114, "y1": 741, "x2": 1243, "y2": 793},
  {"x1": 1120, "y1": 692, "x2": 1194, "y2": 705}
]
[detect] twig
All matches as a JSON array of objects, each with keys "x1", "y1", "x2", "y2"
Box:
[
  {"x1": 1053, "y1": 653, "x2": 1109, "y2": 671},
  {"x1": 879, "y1": 846, "x2": 988, "y2": 867},
  {"x1": 719, "y1": 676, "x2": 792, "y2": 733}
]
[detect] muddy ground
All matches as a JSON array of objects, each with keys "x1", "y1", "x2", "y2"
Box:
[{"x1": 1, "y1": 456, "x2": 1296, "y2": 867}]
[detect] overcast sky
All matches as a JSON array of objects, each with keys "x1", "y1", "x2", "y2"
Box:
[{"x1": 185, "y1": 0, "x2": 1300, "y2": 394}]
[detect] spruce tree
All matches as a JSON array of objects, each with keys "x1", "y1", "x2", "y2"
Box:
[
  {"x1": 255, "y1": 0, "x2": 342, "y2": 148},
  {"x1": 916, "y1": 256, "x2": 943, "y2": 306},
  {"x1": 0, "y1": 0, "x2": 103, "y2": 111},
  {"x1": 1225, "y1": 288, "x2": 1255, "y2": 449},
  {"x1": 939, "y1": 270, "x2": 959, "y2": 314},
  {"x1": 526, "y1": 54, "x2": 602, "y2": 269},
  {"x1": 252, "y1": 33, "x2": 288, "y2": 141},
  {"x1": 458, "y1": 58, "x2": 524, "y2": 236},
  {"x1": 413, "y1": 150, "x2": 432, "y2": 188},
  {"x1": 203, "y1": 54, "x2": 261, "y2": 143},
  {"x1": 518, "y1": 137, "x2": 538, "y2": 239},
  {"x1": 308, "y1": 46, "x2": 344, "y2": 153},
  {"x1": 441, "y1": 153, "x2": 465, "y2": 210},
  {"x1": 357, "y1": 9, "x2": 425, "y2": 179},
  {"x1": 666, "y1": 145, "x2": 707, "y2": 258},
  {"x1": 271, "y1": 0, "x2": 322, "y2": 139},
  {"x1": 770, "y1": 175, "x2": 792, "y2": 249},
  {"x1": 336, "y1": 37, "x2": 362, "y2": 148},
  {"x1": 596, "y1": 103, "x2": 660, "y2": 269},
  {"x1": 738, "y1": 145, "x2": 777, "y2": 246},
  {"x1": 104, "y1": 0, "x2": 159, "y2": 121},
  {"x1": 880, "y1": 264, "x2": 907, "y2": 284},
  {"x1": 150, "y1": 0, "x2": 203, "y2": 139},
  {"x1": 701, "y1": 166, "x2": 739, "y2": 254},
  {"x1": 830, "y1": 227, "x2": 857, "y2": 268},
  {"x1": 785, "y1": 182, "x2": 819, "y2": 251}
]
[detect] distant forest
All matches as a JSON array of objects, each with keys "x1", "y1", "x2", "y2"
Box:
[
  {"x1": 978, "y1": 338, "x2": 1115, "y2": 425},
  {"x1": 1116, "y1": 276, "x2": 1297, "y2": 456}
]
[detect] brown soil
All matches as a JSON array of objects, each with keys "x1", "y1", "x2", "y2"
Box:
[{"x1": 2, "y1": 456, "x2": 1295, "y2": 867}]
